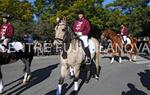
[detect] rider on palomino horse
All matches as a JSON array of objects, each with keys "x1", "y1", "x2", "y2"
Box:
[
  {"x1": 120, "y1": 24, "x2": 129, "y2": 44},
  {"x1": 73, "y1": 9, "x2": 91, "y2": 64},
  {"x1": 0, "y1": 13, "x2": 14, "y2": 52}
]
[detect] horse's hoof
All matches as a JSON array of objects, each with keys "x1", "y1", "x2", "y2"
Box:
[
  {"x1": 132, "y1": 60, "x2": 136, "y2": 62},
  {"x1": 70, "y1": 91, "x2": 78, "y2": 95},
  {"x1": 129, "y1": 59, "x2": 132, "y2": 62},
  {"x1": 22, "y1": 81, "x2": 28, "y2": 85},
  {"x1": 95, "y1": 75, "x2": 99, "y2": 80},
  {"x1": 19, "y1": 80, "x2": 23, "y2": 84},
  {"x1": 85, "y1": 79, "x2": 89, "y2": 84}
]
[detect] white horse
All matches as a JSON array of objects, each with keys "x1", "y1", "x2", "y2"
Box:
[{"x1": 53, "y1": 18, "x2": 101, "y2": 95}]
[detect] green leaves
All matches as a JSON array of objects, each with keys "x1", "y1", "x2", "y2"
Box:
[{"x1": 1, "y1": 0, "x2": 149, "y2": 40}]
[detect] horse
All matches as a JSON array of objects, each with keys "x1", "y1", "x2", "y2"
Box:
[
  {"x1": 53, "y1": 18, "x2": 100, "y2": 95},
  {"x1": 101, "y1": 29, "x2": 138, "y2": 63},
  {"x1": 0, "y1": 41, "x2": 34, "y2": 93}
]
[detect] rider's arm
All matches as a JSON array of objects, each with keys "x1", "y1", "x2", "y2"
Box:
[
  {"x1": 82, "y1": 20, "x2": 90, "y2": 35},
  {"x1": 5, "y1": 24, "x2": 14, "y2": 38},
  {"x1": 73, "y1": 21, "x2": 77, "y2": 32}
]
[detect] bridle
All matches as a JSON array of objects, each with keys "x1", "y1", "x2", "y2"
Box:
[
  {"x1": 54, "y1": 38, "x2": 64, "y2": 43},
  {"x1": 54, "y1": 22, "x2": 79, "y2": 43}
]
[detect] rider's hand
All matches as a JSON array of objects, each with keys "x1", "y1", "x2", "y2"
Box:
[{"x1": 76, "y1": 32, "x2": 82, "y2": 36}]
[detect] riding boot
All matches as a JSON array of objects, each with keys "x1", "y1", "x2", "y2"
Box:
[
  {"x1": 125, "y1": 40, "x2": 127, "y2": 44},
  {"x1": 84, "y1": 47, "x2": 91, "y2": 64}
]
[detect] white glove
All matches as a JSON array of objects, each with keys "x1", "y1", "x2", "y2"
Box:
[{"x1": 76, "y1": 32, "x2": 82, "y2": 36}]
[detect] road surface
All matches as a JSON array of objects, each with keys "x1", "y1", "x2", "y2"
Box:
[{"x1": 1, "y1": 53, "x2": 150, "y2": 95}]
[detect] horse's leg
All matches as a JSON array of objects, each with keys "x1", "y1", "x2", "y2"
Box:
[
  {"x1": 94, "y1": 52, "x2": 100, "y2": 80},
  {"x1": 21, "y1": 58, "x2": 31, "y2": 84},
  {"x1": 69, "y1": 66, "x2": 74, "y2": 79},
  {"x1": 119, "y1": 50, "x2": 122, "y2": 63},
  {"x1": 129, "y1": 53, "x2": 132, "y2": 62},
  {"x1": 0, "y1": 67, "x2": 4, "y2": 94},
  {"x1": 130, "y1": 53, "x2": 136, "y2": 62},
  {"x1": 111, "y1": 52, "x2": 115, "y2": 64},
  {"x1": 85, "y1": 64, "x2": 91, "y2": 83},
  {"x1": 133, "y1": 54, "x2": 136, "y2": 62},
  {"x1": 56, "y1": 64, "x2": 68, "y2": 95},
  {"x1": 73, "y1": 65, "x2": 80, "y2": 93},
  {"x1": 26, "y1": 56, "x2": 33, "y2": 80}
]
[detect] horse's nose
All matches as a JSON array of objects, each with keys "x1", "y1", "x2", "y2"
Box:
[{"x1": 62, "y1": 29, "x2": 66, "y2": 32}]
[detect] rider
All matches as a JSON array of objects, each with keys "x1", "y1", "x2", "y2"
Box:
[
  {"x1": 0, "y1": 13, "x2": 14, "y2": 52},
  {"x1": 73, "y1": 9, "x2": 91, "y2": 63},
  {"x1": 120, "y1": 24, "x2": 129, "y2": 44}
]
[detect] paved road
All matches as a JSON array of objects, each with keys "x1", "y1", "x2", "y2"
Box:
[{"x1": 1, "y1": 53, "x2": 150, "y2": 95}]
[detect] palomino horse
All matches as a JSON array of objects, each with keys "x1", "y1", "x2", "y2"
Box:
[
  {"x1": 0, "y1": 41, "x2": 34, "y2": 93},
  {"x1": 101, "y1": 29, "x2": 137, "y2": 63},
  {"x1": 53, "y1": 18, "x2": 100, "y2": 95}
]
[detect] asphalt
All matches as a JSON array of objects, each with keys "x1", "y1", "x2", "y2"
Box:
[{"x1": 1, "y1": 53, "x2": 150, "y2": 95}]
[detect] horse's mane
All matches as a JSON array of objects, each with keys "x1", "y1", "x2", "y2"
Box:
[
  {"x1": 106, "y1": 29, "x2": 117, "y2": 36},
  {"x1": 63, "y1": 25, "x2": 76, "y2": 43},
  {"x1": 103, "y1": 29, "x2": 118, "y2": 39}
]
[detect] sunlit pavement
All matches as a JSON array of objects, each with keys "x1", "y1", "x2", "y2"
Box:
[{"x1": 2, "y1": 53, "x2": 150, "y2": 95}]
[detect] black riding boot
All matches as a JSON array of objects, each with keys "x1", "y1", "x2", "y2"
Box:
[{"x1": 84, "y1": 47, "x2": 91, "y2": 64}]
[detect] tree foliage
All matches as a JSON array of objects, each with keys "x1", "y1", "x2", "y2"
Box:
[{"x1": 0, "y1": 0, "x2": 149, "y2": 40}]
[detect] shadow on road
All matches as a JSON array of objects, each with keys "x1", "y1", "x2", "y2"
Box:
[
  {"x1": 3, "y1": 63, "x2": 58, "y2": 95},
  {"x1": 138, "y1": 70, "x2": 150, "y2": 90},
  {"x1": 138, "y1": 53, "x2": 150, "y2": 60},
  {"x1": 122, "y1": 83, "x2": 147, "y2": 95}
]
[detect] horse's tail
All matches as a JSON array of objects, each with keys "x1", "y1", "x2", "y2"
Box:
[
  {"x1": 132, "y1": 37, "x2": 138, "y2": 54},
  {"x1": 126, "y1": 37, "x2": 138, "y2": 54}
]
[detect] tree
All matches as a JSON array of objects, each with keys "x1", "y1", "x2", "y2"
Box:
[
  {"x1": 0, "y1": 0, "x2": 35, "y2": 39},
  {"x1": 106, "y1": 0, "x2": 150, "y2": 36}
]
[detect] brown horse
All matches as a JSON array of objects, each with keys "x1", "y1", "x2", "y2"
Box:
[
  {"x1": 53, "y1": 18, "x2": 100, "y2": 95},
  {"x1": 101, "y1": 29, "x2": 137, "y2": 63}
]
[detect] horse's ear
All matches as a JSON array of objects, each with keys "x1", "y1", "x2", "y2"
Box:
[
  {"x1": 56, "y1": 17, "x2": 60, "y2": 22},
  {"x1": 63, "y1": 16, "x2": 67, "y2": 21}
]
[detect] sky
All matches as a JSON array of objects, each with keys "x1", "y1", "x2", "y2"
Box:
[
  {"x1": 28, "y1": 0, "x2": 115, "y2": 6},
  {"x1": 103, "y1": 0, "x2": 114, "y2": 6}
]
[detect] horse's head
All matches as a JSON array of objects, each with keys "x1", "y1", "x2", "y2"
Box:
[
  {"x1": 53, "y1": 17, "x2": 75, "y2": 45},
  {"x1": 101, "y1": 29, "x2": 116, "y2": 40},
  {"x1": 53, "y1": 17, "x2": 67, "y2": 45},
  {"x1": 101, "y1": 29, "x2": 110, "y2": 40}
]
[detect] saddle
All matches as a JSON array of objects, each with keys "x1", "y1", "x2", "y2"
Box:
[{"x1": 121, "y1": 36, "x2": 131, "y2": 45}]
